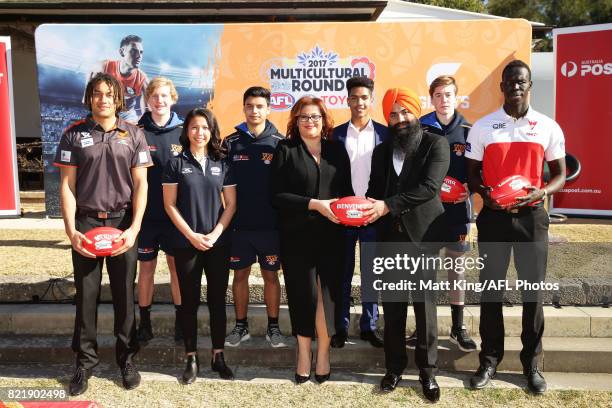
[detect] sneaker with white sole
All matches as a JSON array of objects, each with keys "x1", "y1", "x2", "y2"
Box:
[
  {"x1": 449, "y1": 327, "x2": 477, "y2": 352},
  {"x1": 224, "y1": 325, "x2": 250, "y2": 347},
  {"x1": 266, "y1": 325, "x2": 287, "y2": 348}
]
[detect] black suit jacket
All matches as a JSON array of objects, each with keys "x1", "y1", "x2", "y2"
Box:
[
  {"x1": 271, "y1": 137, "x2": 354, "y2": 233},
  {"x1": 366, "y1": 131, "x2": 450, "y2": 244}
]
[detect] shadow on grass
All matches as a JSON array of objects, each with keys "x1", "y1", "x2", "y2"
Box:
[{"x1": 0, "y1": 240, "x2": 71, "y2": 249}]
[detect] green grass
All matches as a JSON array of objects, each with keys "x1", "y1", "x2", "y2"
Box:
[{"x1": 0, "y1": 376, "x2": 610, "y2": 408}]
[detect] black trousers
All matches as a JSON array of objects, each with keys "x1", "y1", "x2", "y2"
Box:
[
  {"x1": 476, "y1": 206, "x2": 549, "y2": 370},
  {"x1": 381, "y1": 229, "x2": 438, "y2": 378},
  {"x1": 174, "y1": 245, "x2": 230, "y2": 352},
  {"x1": 71, "y1": 213, "x2": 139, "y2": 369}
]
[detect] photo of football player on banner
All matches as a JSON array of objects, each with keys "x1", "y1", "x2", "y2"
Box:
[{"x1": 35, "y1": 21, "x2": 531, "y2": 216}]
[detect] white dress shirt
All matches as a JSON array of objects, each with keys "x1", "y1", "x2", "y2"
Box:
[{"x1": 345, "y1": 120, "x2": 376, "y2": 197}]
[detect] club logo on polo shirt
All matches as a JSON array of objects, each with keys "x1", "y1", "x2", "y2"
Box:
[
  {"x1": 265, "y1": 255, "x2": 278, "y2": 266},
  {"x1": 117, "y1": 130, "x2": 129, "y2": 139},
  {"x1": 80, "y1": 132, "x2": 91, "y2": 138},
  {"x1": 170, "y1": 144, "x2": 182, "y2": 156},
  {"x1": 261, "y1": 153, "x2": 273, "y2": 164},
  {"x1": 233, "y1": 154, "x2": 249, "y2": 161},
  {"x1": 528, "y1": 120, "x2": 537, "y2": 130},
  {"x1": 211, "y1": 166, "x2": 221, "y2": 176},
  {"x1": 452, "y1": 144, "x2": 465, "y2": 156},
  {"x1": 182, "y1": 167, "x2": 193, "y2": 174}
]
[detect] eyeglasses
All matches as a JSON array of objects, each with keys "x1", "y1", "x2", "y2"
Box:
[
  {"x1": 388, "y1": 109, "x2": 413, "y2": 120},
  {"x1": 298, "y1": 114, "x2": 322, "y2": 123}
]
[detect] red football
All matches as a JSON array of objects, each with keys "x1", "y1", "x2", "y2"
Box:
[
  {"x1": 82, "y1": 226, "x2": 124, "y2": 256},
  {"x1": 330, "y1": 196, "x2": 371, "y2": 227},
  {"x1": 489, "y1": 175, "x2": 532, "y2": 208},
  {"x1": 440, "y1": 176, "x2": 468, "y2": 203}
]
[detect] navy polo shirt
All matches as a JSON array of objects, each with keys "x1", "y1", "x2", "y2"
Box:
[{"x1": 162, "y1": 150, "x2": 236, "y2": 248}]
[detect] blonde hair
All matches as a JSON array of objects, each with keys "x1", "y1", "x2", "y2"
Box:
[{"x1": 145, "y1": 77, "x2": 179, "y2": 103}]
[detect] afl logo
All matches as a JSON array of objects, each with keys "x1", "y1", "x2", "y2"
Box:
[
  {"x1": 270, "y1": 93, "x2": 295, "y2": 110},
  {"x1": 561, "y1": 61, "x2": 578, "y2": 78}
]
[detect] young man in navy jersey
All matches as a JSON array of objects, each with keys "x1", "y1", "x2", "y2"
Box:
[
  {"x1": 223, "y1": 86, "x2": 287, "y2": 348},
  {"x1": 331, "y1": 76, "x2": 388, "y2": 348},
  {"x1": 405, "y1": 76, "x2": 477, "y2": 352},
  {"x1": 136, "y1": 77, "x2": 183, "y2": 345}
]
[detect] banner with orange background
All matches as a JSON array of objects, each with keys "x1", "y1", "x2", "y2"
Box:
[
  {"x1": 35, "y1": 20, "x2": 530, "y2": 216},
  {"x1": 210, "y1": 19, "x2": 532, "y2": 134}
]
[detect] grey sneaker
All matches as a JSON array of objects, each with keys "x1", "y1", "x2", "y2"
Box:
[
  {"x1": 225, "y1": 325, "x2": 250, "y2": 347},
  {"x1": 266, "y1": 325, "x2": 287, "y2": 348}
]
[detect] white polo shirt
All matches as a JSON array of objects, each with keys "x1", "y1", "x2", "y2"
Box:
[
  {"x1": 345, "y1": 119, "x2": 376, "y2": 197},
  {"x1": 465, "y1": 106, "x2": 565, "y2": 189}
]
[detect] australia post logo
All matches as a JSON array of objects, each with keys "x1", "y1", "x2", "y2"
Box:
[
  {"x1": 270, "y1": 93, "x2": 295, "y2": 110},
  {"x1": 266, "y1": 45, "x2": 376, "y2": 110},
  {"x1": 561, "y1": 60, "x2": 612, "y2": 78}
]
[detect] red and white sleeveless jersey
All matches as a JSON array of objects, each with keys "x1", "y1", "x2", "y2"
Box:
[{"x1": 465, "y1": 106, "x2": 565, "y2": 189}]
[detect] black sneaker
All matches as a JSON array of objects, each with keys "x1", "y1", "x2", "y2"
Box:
[
  {"x1": 120, "y1": 362, "x2": 141, "y2": 390},
  {"x1": 449, "y1": 327, "x2": 477, "y2": 352},
  {"x1": 136, "y1": 323, "x2": 154, "y2": 346},
  {"x1": 68, "y1": 366, "x2": 91, "y2": 396}
]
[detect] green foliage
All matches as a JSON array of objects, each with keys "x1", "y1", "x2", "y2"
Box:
[
  {"x1": 410, "y1": 0, "x2": 486, "y2": 14},
  {"x1": 488, "y1": 0, "x2": 612, "y2": 28}
]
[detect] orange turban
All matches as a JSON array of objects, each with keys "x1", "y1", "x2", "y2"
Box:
[{"x1": 382, "y1": 87, "x2": 422, "y2": 123}]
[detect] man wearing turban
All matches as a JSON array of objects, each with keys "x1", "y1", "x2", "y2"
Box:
[{"x1": 364, "y1": 87, "x2": 450, "y2": 403}]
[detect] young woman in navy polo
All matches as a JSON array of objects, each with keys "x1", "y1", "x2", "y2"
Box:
[{"x1": 162, "y1": 108, "x2": 237, "y2": 383}]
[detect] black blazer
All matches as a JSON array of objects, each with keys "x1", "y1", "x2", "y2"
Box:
[
  {"x1": 366, "y1": 131, "x2": 450, "y2": 244},
  {"x1": 271, "y1": 137, "x2": 354, "y2": 232}
]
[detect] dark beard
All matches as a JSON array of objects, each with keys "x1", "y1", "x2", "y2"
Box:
[{"x1": 390, "y1": 119, "x2": 422, "y2": 156}]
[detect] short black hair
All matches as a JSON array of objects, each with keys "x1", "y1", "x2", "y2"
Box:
[
  {"x1": 120, "y1": 35, "x2": 143, "y2": 48},
  {"x1": 502, "y1": 59, "x2": 532, "y2": 81},
  {"x1": 346, "y1": 76, "x2": 374, "y2": 95},
  {"x1": 243, "y1": 86, "x2": 271, "y2": 105}
]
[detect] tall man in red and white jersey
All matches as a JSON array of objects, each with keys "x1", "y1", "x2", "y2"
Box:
[
  {"x1": 465, "y1": 60, "x2": 566, "y2": 394},
  {"x1": 87, "y1": 35, "x2": 148, "y2": 123}
]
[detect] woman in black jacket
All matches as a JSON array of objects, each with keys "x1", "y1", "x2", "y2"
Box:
[{"x1": 270, "y1": 96, "x2": 353, "y2": 384}]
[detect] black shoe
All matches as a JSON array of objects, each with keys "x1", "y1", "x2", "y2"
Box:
[
  {"x1": 470, "y1": 365, "x2": 496, "y2": 390},
  {"x1": 524, "y1": 366, "x2": 547, "y2": 394},
  {"x1": 211, "y1": 352, "x2": 234, "y2": 380},
  {"x1": 380, "y1": 373, "x2": 401, "y2": 392},
  {"x1": 68, "y1": 366, "x2": 91, "y2": 396},
  {"x1": 182, "y1": 354, "x2": 199, "y2": 384},
  {"x1": 315, "y1": 370, "x2": 331, "y2": 384},
  {"x1": 174, "y1": 318, "x2": 183, "y2": 343},
  {"x1": 136, "y1": 323, "x2": 154, "y2": 346},
  {"x1": 419, "y1": 375, "x2": 440, "y2": 402},
  {"x1": 360, "y1": 330, "x2": 384, "y2": 348},
  {"x1": 120, "y1": 362, "x2": 141, "y2": 390},
  {"x1": 405, "y1": 330, "x2": 417, "y2": 349},
  {"x1": 295, "y1": 372, "x2": 311, "y2": 384},
  {"x1": 330, "y1": 331, "x2": 347, "y2": 348},
  {"x1": 449, "y1": 327, "x2": 477, "y2": 352}
]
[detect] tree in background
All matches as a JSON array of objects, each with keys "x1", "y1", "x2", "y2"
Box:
[
  {"x1": 488, "y1": 0, "x2": 612, "y2": 50},
  {"x1": 410, "y1": 0, "x2": 485, "y2": 13}
]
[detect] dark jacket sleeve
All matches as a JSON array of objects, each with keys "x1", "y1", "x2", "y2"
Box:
[
  {"x1": 365, "y1": 144, "x2": 385, "y2": 199},
  {"x1": 384, "y1": 136, "x2": 450, "y2": 216},
  {"x1": 337, "y1": 143, "x2": 355, "y2": 197},
  {"x1": 270, "y1": 141, "x2": 311, "y2": 210}
]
